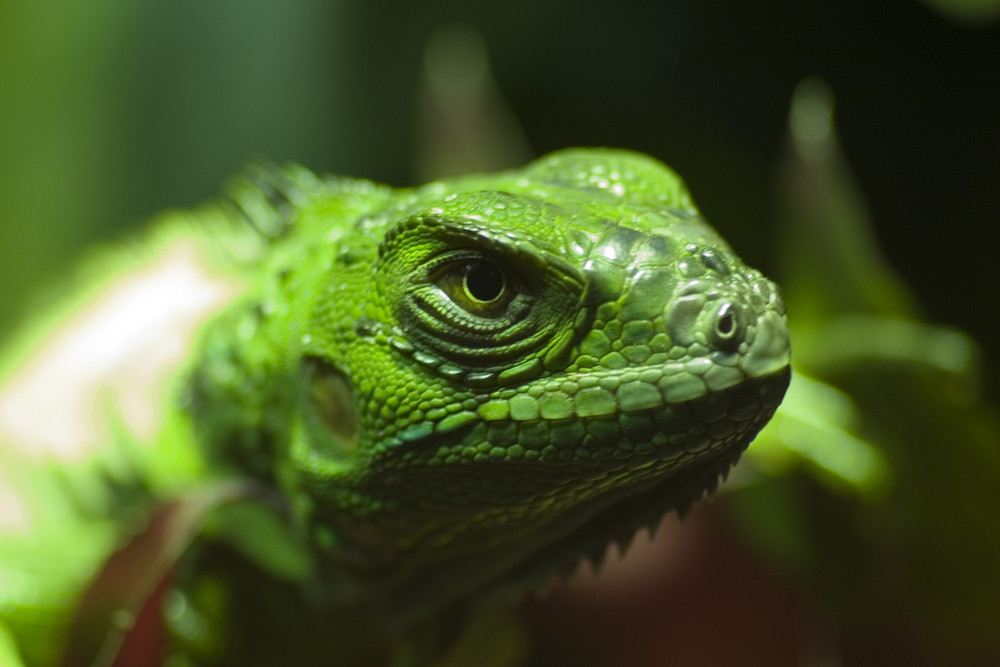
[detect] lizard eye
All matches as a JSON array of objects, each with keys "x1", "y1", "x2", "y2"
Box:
[
  {"x1": 382, "y1": 222, "x2": 584, "y2": 369},
  {"x1": 434, "y1": 259, "x2": 515, "y2": 318}
]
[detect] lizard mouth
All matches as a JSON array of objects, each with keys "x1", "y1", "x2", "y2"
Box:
[
  {"x1": 413, "y1": 364, "x2": 788, "y2": 540},
  {"x1": 468, "y1": 359, "x2": 791, "y2": 470},
  {"x1": 503, "y1": 367, "x2": 792, "y2": 586},
  {"x1": 374, "y1": 366, "x2": 790, "y2": 626},
  {"x1": 480, "y1": 365, "x2": 792, "y2": 590}
]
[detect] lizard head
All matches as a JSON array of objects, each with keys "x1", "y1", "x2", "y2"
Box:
[{"x1": 282, "y1": 148, "x2": 789, "y2": 620}]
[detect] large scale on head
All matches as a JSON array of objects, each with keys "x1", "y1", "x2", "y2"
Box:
[{"x1": 216, "y1": 148, "x2": 790, "y2": 620}]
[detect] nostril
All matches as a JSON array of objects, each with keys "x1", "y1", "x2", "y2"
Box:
[
  {"x1": 710, "y1": 302, "x2": 741, "y2": 349},
  {"x1": 717, "y1": 309, "x2": 734, "y2": 336}
]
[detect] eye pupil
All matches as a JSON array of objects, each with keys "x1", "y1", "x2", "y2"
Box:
[
  {"x1": 464, "y1": 262, "x2": 505, "y2": 302},
  {"x1": 431, "y1": 256, "x2": 515, "y2": 318}
]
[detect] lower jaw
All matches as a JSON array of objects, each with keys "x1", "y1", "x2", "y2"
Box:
[
  {"x1": 495, "y1": 365, "x2": 791, "y2": 587},
  {"x1": 321, "y1": 366, "x2": 791, "y2": 623}
]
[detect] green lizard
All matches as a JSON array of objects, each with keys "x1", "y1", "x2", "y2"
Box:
[{"x1": 0, "y1": 148, "x2": 790, "y2": 666}]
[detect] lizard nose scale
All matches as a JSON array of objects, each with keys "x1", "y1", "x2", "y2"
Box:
[{"x1": 576, "y1": 225, "x2": 789, "y2": 385}]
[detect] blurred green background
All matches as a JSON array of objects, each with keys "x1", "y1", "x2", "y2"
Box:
[{"x1": 2, "y1": 1, "x2": 999, "y2": 666}]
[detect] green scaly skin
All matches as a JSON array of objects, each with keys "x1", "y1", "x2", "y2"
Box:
[{"x1": 0, "y1": 148, "x2": 790, "y2": 665}]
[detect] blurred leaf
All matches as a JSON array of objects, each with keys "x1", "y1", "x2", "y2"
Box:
[
  {"x1": 0, "y1": 622, "x2": 23, "y2": 667},
  {"x1": 63, "y1": 481, "x2": 272, "y2": 667},
  {"x1": 746, "y1": 78, "x2": 1000, "y2": 663},
  {"x1": 918, "y1": 0, "x2": 1000, "y2": 25},
  {"x1": 751, "y1": 373, "x2": 890, "y2": 497},
  {"x1": 413, "y1": 25, "x2": 533, "y2": 181}
]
